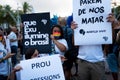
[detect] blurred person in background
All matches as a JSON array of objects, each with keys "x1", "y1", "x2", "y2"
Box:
[
  {"x1": 0, "y1": 27, "x2": 14, "y2": 80},
  {"x1": 7, "y1": 26, "x2": 22, "y2": 67}
]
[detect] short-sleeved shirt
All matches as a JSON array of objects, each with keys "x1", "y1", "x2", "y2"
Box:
[
  {"x1": 78, "y1": 45, "x2": 104, "y2": 62},
  {"x1": 0, "y1": 42, "x2": 8, "y2": 76},
  {"x1": 54, "y1": 39, "x2": 68, "y2": 56},
  {"x1": 8, "y1": 31, "x2": 18, "y2": 47}
]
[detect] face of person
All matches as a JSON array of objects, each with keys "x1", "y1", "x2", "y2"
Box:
[
  {"x1": 53, "y1": 27, "x2": 61, "y2": 33},
  {"x1": 52, "y1": 27, "x2": 61, "y2": 39},
  {"x1": 12, "y1": 27, "x2": 18, "y2": 33},
  {"x1": 58, "y1": 17, "x2": 66, "y2": 26},
  {"x1": 31, "y1": 49, "x2": 39, "y2": 58}
]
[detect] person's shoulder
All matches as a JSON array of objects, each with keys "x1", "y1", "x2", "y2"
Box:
[
  {"x1": 67, "y1": 27, "x2": 72, "y2": 31},
  {"x1": 8, "y1": 31, "x2": 14, "y2": 36},
  {"x1": 58, "y1": 39, "x2": 67, "y2": 43},
  {"x1": 58, "y1": 38, "x2": 66, "y2": 41},
  {"x1": 12, "y1": 32, "x2": 16, "y2": 35}
]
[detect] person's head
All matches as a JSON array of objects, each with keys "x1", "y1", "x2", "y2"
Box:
[
  {"x1": 51, "y1": 24, "x2": 64, "y2": 39},
  {"x1": 25, "y1": 48, "x2": 39, "y2": 59},
  {"x1": 5, "y1": 28, "x2": 11, "y2": 35},
  {"x1": 0, "y1": 27, "x2": 3, "y2": 35},
  {"x1": 58, "y1": 17, "x2": 67, "y2": 26},
  {"x1": 11, "y1": 26, "x2": 18, "y2": 33}
]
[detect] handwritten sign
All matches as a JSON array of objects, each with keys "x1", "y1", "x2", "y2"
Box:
[
  {"x1": 21, "y1": 13, "x2": 51, "y2": 53},
  {"x1": 73, "y1": 0, "x2": 112, "y2": 45},
  {"x1": 20, "y1": 55, "x2": 65, "y2": 80}
]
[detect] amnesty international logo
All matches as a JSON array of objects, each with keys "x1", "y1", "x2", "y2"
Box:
[{"x1": 79, "y1": 29, "x2": 85, "y2": 35}]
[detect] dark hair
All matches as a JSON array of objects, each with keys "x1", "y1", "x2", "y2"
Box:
[
  {"x1": 25, "y1": 48, "x2": 37, "y2": 59},
  {"x1": 51, "y1": 24, "x2": 64, "y2": 39},
  {"x1": 5, "y1": 28, "x2": 11, "y2": 35},
  {"x1": 0, "y1": 27, "x2": 4, "y2": 36},
  {"x1": 0, "y1": 27, "x2": 3, "y2": 31}
]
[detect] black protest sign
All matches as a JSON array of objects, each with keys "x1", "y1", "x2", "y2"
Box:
[{"x1": 21, "y1": 13, "x2": 51, "y2": 53}]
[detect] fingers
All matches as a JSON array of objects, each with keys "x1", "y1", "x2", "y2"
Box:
[
  {"x1": 50, "y1": 35, "x2": 55, "y2": 40},
  {"x1": 71, "y1": 21, "x2": 78, "y2": 26},
  {"x1": 14, "y1": 66, "x2": 22, "y2": 72},
  {"x1": 71, "y1": 21, "x2": 76, "y2": 25},
  {"x1": 8, "y1": 53, "x2": 15, "y2": 56},
  {"x1": 106, "y1": 13, "x2": 115, "y2": 22},
  {"x1": 10, "y1": 54, "x2": 15, "y2": 56},
  {"x1": 60, "y1": 56, "x2": 67, "y2": 62},
  {"x1": 71, "y1": 21, "x2": 78, "y2": 29},
  {"x1": 108, "y1": 13, "x2": 114, "y2": 16}
]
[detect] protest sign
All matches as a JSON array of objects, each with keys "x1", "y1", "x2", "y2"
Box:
[
  {"x1": 21, "y1": 13, "x2": 51, "y2": 53},
  {"x1": 73, "y1": 0, "x2": 112, "y2": 45},
  {"x1": 20, "y1": 54, "x2": 65, "y2": 80}
]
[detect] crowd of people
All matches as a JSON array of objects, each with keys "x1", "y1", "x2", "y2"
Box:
[{"x1": 0, "y1": 11, "x2": 120, "y2": 80}]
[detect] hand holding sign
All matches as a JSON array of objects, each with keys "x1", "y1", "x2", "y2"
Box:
[{"x1": 71, "y1": 21, "x2": 78, "y2": 30}]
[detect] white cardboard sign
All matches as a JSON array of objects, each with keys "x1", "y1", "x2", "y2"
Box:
[
  {"x1": 73, "y1": 0, "x2": 112, "y2": 45},
  {"x1": 20, "y1": 54, "x2": 65, "y2": 80}
]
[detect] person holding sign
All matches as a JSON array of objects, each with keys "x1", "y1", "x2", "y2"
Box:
[
  {"x1": 9, "y1": 47, "x2": 66, "y2": 80},
  {"x1": 70, "y1": 13, "x2": 119, "y2": 80},
  {"x1": 8, "y1": 48, "x2": 39, "y2": 80},
  {"x1": 50, "y1": 25, "x2": 69, "y2": 80}
]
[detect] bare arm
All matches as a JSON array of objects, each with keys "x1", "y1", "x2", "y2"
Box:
[
  {"x1": 51, "y1": 35, "x2": 67, "y2": 52},
  {"x1": 0, "y1": 53, "x2": 14, "y2": 63}
]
